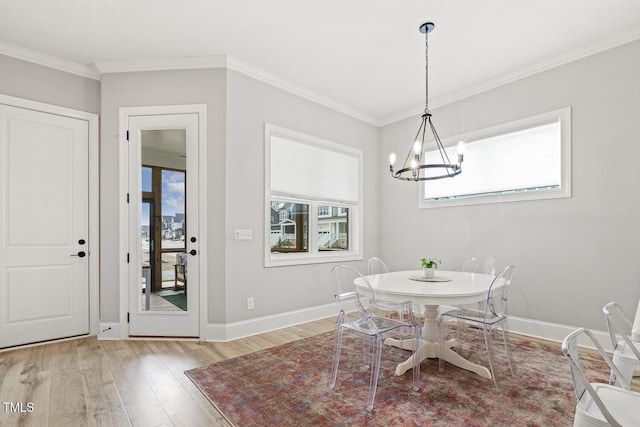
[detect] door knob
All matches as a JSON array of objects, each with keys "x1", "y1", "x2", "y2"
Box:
[
  {"x1": 189, "y1": 249, "x2": 197, "y2": 256},
  {"x1": 190, "y1": 237, "x2": 197, "y2": 243},
  {"x1": 71, "y1": 251, "x2": 86, "y2": 257}
]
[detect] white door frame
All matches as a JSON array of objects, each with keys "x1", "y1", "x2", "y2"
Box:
[
  {"x1": 118, "y1": 104, "x2": 208, "y2": 340},
  {"x1": 0, "y1": 93, "x2": 100, "y2": 339}
]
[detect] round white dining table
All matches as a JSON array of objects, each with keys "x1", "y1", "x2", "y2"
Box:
[{"x1": 357, "y1": 270, "x2": 496, "y2": 379}]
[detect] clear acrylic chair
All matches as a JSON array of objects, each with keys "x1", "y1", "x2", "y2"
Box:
[
  {"x1": 438, "y1": 265, "x2": 516, "y2": 391},
  {"x1": 329, "y1": 265, "x2": 421, "y2": 411},
  {"x1": 602, "y1": 301, "x2": 640, "y2": 388},
  {"x1": 562, "y1": 327, "x2": 640, "y2": 427},
  {"x1": 462, "y1": 253, "x2": 498, "y2": 275},
  {"x1": 367, "y1": 256, "x2": 389, "y2": 275},
  {"x1": 451, "y1": 253, "x2": 499, "y2": 343}
]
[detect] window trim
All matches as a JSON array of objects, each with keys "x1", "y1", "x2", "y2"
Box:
[
  {"x1": 419, "y1": 107, "x2": 571, "y2": 209},
  {"x1": 264, "y1": 123, "x2": 363, "y2": 267}
]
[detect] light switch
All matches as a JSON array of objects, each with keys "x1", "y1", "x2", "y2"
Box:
[{"x1": 235, "y1": 229, "x2": 252, "y2": 240}]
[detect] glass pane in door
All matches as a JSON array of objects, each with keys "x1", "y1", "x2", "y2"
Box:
[{"x1": 141, "y1": 129, "x2": 188, "y2": 312}]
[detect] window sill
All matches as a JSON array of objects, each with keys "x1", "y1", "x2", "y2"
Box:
[{"x1": 265, "y1": 252, "x2": 362, "y2": 268}]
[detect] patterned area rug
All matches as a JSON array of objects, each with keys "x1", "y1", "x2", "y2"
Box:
[{"x1": 185, "y1": 329, "x2": 608, "y2": 426}]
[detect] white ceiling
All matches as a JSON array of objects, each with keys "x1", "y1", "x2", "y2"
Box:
[{"x1": 2, "y1": 0, "x2": 640, "y2": 125}]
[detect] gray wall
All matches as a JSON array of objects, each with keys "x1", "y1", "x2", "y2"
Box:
[
  {"x1": 99, "y1": 68, "x2": 227, "y2": 322},
  {"x1": 0, "y1": 55, "x2": 100, "y2": 113},
  {"x1": 99, "y1": 67, "x2": 379, "y2": 324},
  {"x1": 379, "y1": 39, "x2": 640, "y2": 331},
  {"x1": 223, "y1": 69, "x2": 380, "y2": 322}
]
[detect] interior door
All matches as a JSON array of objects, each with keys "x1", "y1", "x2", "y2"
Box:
[
  {"x1": 128, "y1": 114, "x2": 199, "y2": 337},
  {"x1": 0, "y1": 104, "x2": 89, "y2": 348}
]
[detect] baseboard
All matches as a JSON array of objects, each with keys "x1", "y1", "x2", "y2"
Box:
[
  {"x1": 99, "y1": 306, "x2": 614, "y2": 352},
  {"x1": 508, "y1": 315, "x2": 613, "y2": 352},
  {"x1": 205, "y1": 307, "x2": 614, "y2": 351},
  {"x1": 97, "y1": 322, "x2": 125, "y2": 340},
  {"x1": 206, "y1": 303, "x2": 336, "y2": 342}
]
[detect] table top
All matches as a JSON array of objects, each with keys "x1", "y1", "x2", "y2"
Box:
[{"x1": 360, "y1": 270, "x2": 496, "y2": 306}]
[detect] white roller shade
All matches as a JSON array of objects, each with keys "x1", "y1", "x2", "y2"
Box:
[
  {"x1": 271, "y1": 136, "x2": 359, "y2": 203},
  {"x1": 425, "y1": 121, "x2": 561, "y2": 200}
]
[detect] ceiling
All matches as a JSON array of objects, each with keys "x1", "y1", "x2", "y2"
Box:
[{"x1": 2, "y1": 0, "x2": 640, "y2": 125}]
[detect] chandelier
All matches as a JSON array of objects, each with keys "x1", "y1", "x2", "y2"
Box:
[{"x1": 389, "y1": 22, "x2": 464, "y2": 182}]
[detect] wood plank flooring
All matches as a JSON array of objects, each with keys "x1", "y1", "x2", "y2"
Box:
[
  {"x1": 0, "y1": 318, "x2": 335, "y2": 427},
  {"x1": 1, "y1": 318, "x2": 637, "y2": 426}
]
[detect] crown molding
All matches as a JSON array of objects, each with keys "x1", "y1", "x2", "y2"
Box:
[
  {"x1": 225, "y1": 56, "x2": 380, "y2": 126},
  {"x1": 0, "y1": 41, "x2": 100, "y2": 80},
  {"x1": 95, "y1": 55, "x2": 228, "y2": 74}
]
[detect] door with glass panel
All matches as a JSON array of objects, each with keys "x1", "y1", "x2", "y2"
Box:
[{"x1": 128, "y1": 114, "x2": 199, "y2": 337}]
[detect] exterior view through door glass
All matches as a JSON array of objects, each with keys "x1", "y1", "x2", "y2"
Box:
[{"x1": 140, "y1": 133, "x2": 187, "y2": 312}]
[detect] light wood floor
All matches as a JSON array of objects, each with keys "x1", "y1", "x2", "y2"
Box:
[
  {"x1": 1, "y1": 319, "x2": 637, "y2": 427},
  {"x1": 0, "y1": 318, "x2": 336, "y2": 427}
]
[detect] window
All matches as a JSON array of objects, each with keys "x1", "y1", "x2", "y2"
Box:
[
  {"x1": 265, "y1": 123, "x2": 362, "y2": 267},
  {"x1": 420, "y1": 107, "x2": 571, "y2": 208}
]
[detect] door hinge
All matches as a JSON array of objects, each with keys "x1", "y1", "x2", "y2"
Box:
[
  {"x1": 126, "y1": 130, "x2": 129, "y2": 141},
  {"x1": 127, "y1": 193, "x2": 130, "y2": 203},
  {"x1": 127, "y1": 312, "x2": 130, "y2": 323},
  {"x1": 127, "y1": 253, "x2": 130, "y2": 263}
]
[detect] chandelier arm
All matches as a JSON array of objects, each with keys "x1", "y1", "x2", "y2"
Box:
[
  {"x1": 402, "y1": 115, "x2": 427, "y2": 167},
  {"x1": 428, "y1": 117, "x2": 452, "y2": 164}
]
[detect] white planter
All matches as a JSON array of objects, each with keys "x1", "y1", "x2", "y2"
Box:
[{"x1": 423, "y1": 267, "x2": 435, "y2": 278}]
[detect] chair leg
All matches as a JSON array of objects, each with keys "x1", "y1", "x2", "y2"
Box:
[
  {"x1": 456, "y1": 317, "x2": 466, "y2": 353},
  {"x1": 329, "y1": 326, "x2": 344, "y2": 390},
  {"x1": 366, "y1": 337, "x2": 383, "y2": 411},
  {"x1": 438, "y1": 315, "x2": 448, "y2": 373},
  {"x1": 500, "y1": 319, "x2": 516, "y2": 378},
  {"x1": 483, "y1": 325, "x2": 500, "y2": 392},
  {"x1": 363, "y1": 335, "x2": 374, "y2": 369},
  {"x1": 412, "y1": 325, "x2": 421, "y2": 391}
]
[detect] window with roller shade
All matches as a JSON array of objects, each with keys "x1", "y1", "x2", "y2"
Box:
[
  {"x1": 265, "y1": 123, "x2": 362, "y2": 267},
  {"x1": 420, "y1": 107, "x2": 571, "y2": 208}
]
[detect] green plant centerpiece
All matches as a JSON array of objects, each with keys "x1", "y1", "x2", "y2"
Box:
[{"x1": 420, "y1": 257, "x2": 441, "y2": 278}]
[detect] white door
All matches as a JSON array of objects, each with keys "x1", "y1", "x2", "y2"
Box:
[
  {"x1": 128, "y1": 114, "x2": 199, "y2": 337},
  {"x1": 0, "y1": 104, "x2": 89, "y2": 348}
]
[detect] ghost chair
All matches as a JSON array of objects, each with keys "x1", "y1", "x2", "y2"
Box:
[
  {"x1": 462, "y1": 253, "x2": 498, "y2": 276},
  {"x1": 366, "y1": 256, "x2": 389, "y2": 275},
  {"x1": 329, "y1": 265, "x2": 421, "y2": 410},
  {"x1": 439, "y1": 265, "x2": 516, "y2": 391},
  {"x1": 451, "y1": 254, "x2": 500, "y2": 350}
]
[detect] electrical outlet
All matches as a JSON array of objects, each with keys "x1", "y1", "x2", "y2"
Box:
[{"x1": 246, "y1": 297, "x2": 255, "y2": 310}]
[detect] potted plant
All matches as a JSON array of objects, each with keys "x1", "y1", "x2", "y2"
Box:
[{"x1": 420, "y1": 257, "x2": 441, "y2": 278}]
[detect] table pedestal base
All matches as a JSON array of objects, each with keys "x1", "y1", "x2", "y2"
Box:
[
  {"x1": 385, "y1": 337, "x2": 491, "y2": 379},
  {"x1": 384, "y1": 304, "x2": 492, "y2": 380}
]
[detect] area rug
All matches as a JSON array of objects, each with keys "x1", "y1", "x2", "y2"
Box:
[
  {"x1": 160, "y1": 293, "x2": 187, "y2": 310},
  {"x1": 185, "y1": 329, "x2": 608, "y2": 426}
]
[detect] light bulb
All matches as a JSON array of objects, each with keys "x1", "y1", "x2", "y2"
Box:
[
  {"x1": 413, "y1": 140, "x2": 421, "y2": 155},
  {"x1": 410, "y1": 158, "x2": 418, "y2": 169},
  {"x1": 389, "y1": 152, "x2": 396, "y2": 166},
  {"x1": 457, "y1": 141, "x2": 465, "y2": 163}
]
